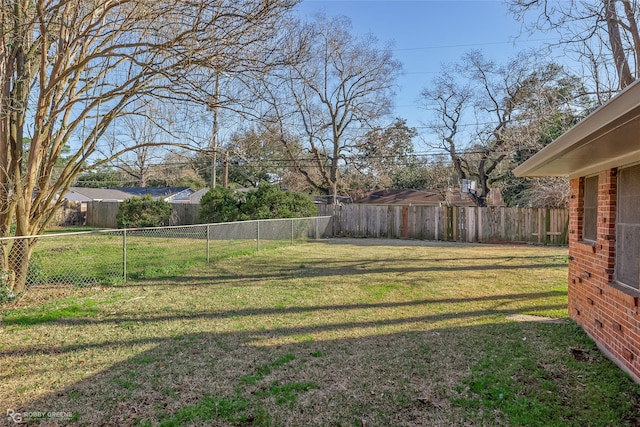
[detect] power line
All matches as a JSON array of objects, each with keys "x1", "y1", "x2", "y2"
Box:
[
  {"x1": 391, "y1": 38, "x2": 557, "y2": 52},
  {"x1": 103, "y1": 148, "x2": 519, "y2": 172}
]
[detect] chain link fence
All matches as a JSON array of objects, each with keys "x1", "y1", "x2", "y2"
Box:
[{"x1": 0, "y1": 216, "x2": 332, "y2": 303}]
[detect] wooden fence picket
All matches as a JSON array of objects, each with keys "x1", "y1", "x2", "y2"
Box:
[{"x1": 318, "y1": 204, "x2": 568, "y2": 245}]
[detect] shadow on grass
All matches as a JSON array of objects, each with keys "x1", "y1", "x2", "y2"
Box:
[
  {"x1": 116, "y1": 253, "x2": 568, "y2": 289},
  {"x1": 0, "y1": 301, "x2": 568, "y2": 357},
  {"x1": 1, "y1": 290, "x2": 567, "y2": 329},
  {"x1": 3, "y1": 242, "x2": 580, "y2": 425},
  {"x1": 315, "y1": 238, "x2": 569, "y2": 249},
  {"x1": 11, "y1": 317, "x2": 640, "y2": 427}
]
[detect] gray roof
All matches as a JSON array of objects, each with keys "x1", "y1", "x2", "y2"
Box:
[
  {"x1": 355, "y1": 189, "x2": 443, "y2": 205},
  {"x1": 188, "y1": 188, "x2": 210, "y2": 203},
  {"x1": 64, "y1": 187, "x2": 134, "y2": 202},
  {"x1": 353, "y1": 188, "x2": 504, "y2": 206},
  {"x1": 109, "y1": 187, "x2": 192, "y2": 199},
  {"x1": 64, "y1": 187, "x2": 194, "y2": 202}
]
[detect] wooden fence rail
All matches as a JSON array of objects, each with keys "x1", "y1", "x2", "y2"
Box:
[{"x1": 318, "y1": 204, "x2": 568, "y2": 245}]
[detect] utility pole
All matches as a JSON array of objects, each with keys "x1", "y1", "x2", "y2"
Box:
[
  {"x1": 223, "y1": 149, "x2": 229, "y2": 188},
  {"x1": 210, "y1": 73, "x2": 220, "y2": 189}
]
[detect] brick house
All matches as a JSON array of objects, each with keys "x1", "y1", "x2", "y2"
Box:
[{"x1": 514, "y1": 80, "x2": 640, "y2": 382}]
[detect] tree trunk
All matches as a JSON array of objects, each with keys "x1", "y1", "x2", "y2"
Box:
[
  {"x1": 0, "y1": 206, "x2": 15, "y2": 274},
  {"x1": 605, "y1": 0, "x2": 635, "y2": 88},
  {"x1": 476, "y1": 180, "x2": 489, "y2": 208},
  {"x1": 330, "y1": 182, "x2": 339, "y2": 205},
  {"x1": 7, "y1": 238, "x2": 33, "y2": 292}
]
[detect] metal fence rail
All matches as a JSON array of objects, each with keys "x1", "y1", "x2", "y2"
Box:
[{"x1": 0, "y1": 216, "x2": 332, "y2": 293}]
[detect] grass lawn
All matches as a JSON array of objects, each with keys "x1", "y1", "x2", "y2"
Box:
[
  {"x1": 24, "y1": 230, "x2": 288, "y2": 291},
  {"x1": 1, "y1": 239, "x2": 639, "y2": 426}
]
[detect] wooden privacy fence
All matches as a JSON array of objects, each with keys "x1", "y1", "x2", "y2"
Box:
[
  {"x1": 85, "y1": 201, "x2": 568, "y2": 245},
  {"x1": 318, "y1": 204, "x2": 569, "y2": 245}
]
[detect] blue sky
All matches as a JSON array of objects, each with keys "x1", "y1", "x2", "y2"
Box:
[{"x1": 295, "y1": 0, "x2": 560, "y2": 142}]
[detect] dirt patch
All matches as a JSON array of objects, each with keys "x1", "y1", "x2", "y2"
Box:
[
  {"x1": 570, "y1": 347, "x2": 593, "y2": 363},
  {"x1": 506, "y1": 314, "x2": 567, "y2": 324}
]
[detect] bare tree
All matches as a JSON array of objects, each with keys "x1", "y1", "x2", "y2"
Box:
[
  {"x1": 221, "y1": 127, "x2": 301, "y2": 188},
  {"x1": 117, "y1": 146, "x2": 159, "y2": 188},
  {"x1": 508, "y1": 0, "x2": 640, "y2": 95},
  {"x1": 512, "y1": 176, "x2": 571, "y2": 207},
  {"x1": 106, "y1": 104, "x2": 170, "y2": 187},
  {"x1": 0, "y1": 0, "x2": 297, "y2": 291},
  {"x1": 421, "y1": 51, "x2": 589, "y2": 206},
  {"x1": 257, "y1": 14, "x2": 402, "y2": 203},
  {"x1": 146, "y1": 151, "x2": 207, "y2": 188}
]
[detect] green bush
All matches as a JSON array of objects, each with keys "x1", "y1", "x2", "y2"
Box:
[
  {"x1": 199, "y1": 184, "x2": 317, "y2": 223},
  {"x1": 199, "y1": 187, "x2": 245, "y2": 223},
  {"x1": 241, "y1": 184, "x2": 317, "y2": 219},
  {"x1": 116, "y1": 195, "x2": 172, "y2": 228}
]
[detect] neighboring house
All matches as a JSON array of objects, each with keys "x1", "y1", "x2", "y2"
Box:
[
  {"x1": 119, "y1": 187, "x2": 194, "y2": 203},
  {"x1": 63, "y1": 187, "x2": 195, "y2": 203},
  {"x1": 63, "y1": 187, "x2": 134, "y2": 202},
  {"x1": 355, "y1": 189, "x2": 444, "y2": 205},
  {"x1": 514, "y1": 80, "x2": 640, "y2": 383},
  {"x1": 188, "y1": 188, "x2": 210, "y2": 204},
  {"x1": 354, "y1": 188, "x2": 504, "y2": 207},
  {"x1": 61, "y1": 187, "x2": 198, "y2": 227},
  {"x1": 313, "y1": 195, "x2": 353, "y2": 205}
]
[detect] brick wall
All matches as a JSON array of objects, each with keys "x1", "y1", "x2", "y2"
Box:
[{"x1": 569, "y1": 169, "x2": 640, "y2": 382}]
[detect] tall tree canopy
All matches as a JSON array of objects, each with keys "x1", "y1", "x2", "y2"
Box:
[
  {"x1": 345, "y1": 118, "x2": 418, "y2": 195},
  {"x1": 508, "y1": 0, "x2": 640, "y2": 98},
  {"x1": 0, "y1": 0, "x2": 297, "y2": 291},
  {"x1": 421, "y1": 51, "x2": 592, "y2": 207},
  {"x1": 256, "y1": 14, "x2": 402, "y2": 202}
]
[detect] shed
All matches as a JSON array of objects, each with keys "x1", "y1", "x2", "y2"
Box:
[{"x1": 514, "y1": 79, "x2": 640, "y2": 382}]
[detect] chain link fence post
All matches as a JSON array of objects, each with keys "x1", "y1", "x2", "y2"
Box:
[
  {"x1": 4, "y1": 216, "x2": 332, "y2": 302},
  {"x1": 206, "y1": 224, "x2": 211, "y2": 263},
  {"x1": 122, "y1": 229, "x2": 127, "y2": 283},
  {"x1": 256, "y1": 220, "x2": 260, "y2": 251}
]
